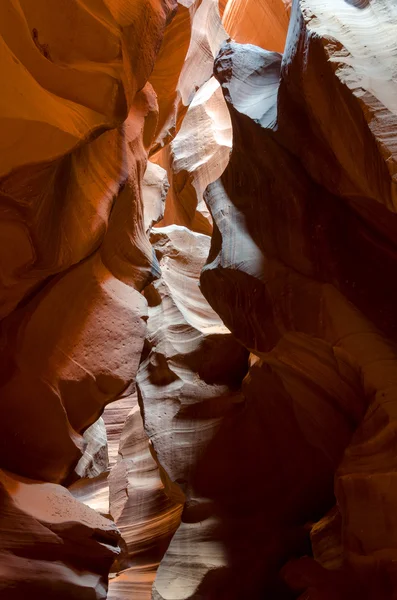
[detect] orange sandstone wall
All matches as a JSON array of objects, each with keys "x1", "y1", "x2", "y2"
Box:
[{"x1": 1, "y1": 1, "x2": 397, "y2": 599}]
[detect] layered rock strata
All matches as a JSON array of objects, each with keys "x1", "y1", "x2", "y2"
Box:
[
  {"x1": 0, "y1": 0, "x2": 177, "y2": 597},
  {"x1": 0, "y1": 468, "x2": 119, "y2": 600},
  {"x1": 1, "y1": 0, "x2": 397, "y2": 599},
  {"x1": 137, "y1": 225, "x2": 249, "y2": 599},
  {"x1": 200, "y1": 1, "x2": 397, "y2": 595}
]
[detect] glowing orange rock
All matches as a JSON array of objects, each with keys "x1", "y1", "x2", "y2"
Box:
[{"x1": 222, "y1": 0, "x2": 290, "y2": 52}]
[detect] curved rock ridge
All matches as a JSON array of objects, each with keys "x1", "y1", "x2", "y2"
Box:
[
  {"x1": 203, "y1": 35, "x2": 397, "y2": 348},
  {"x1": 108, "y1": 397, "x2": 183, "y2": 600},
  {"x1": 0, "y1": 468, "x2": 120, "y2": 600},
  {"x1": 150, "y1": 0, "x2": 227, "y2": 152},
  {"x1": 74, "y1": 417, "x2": 109, "y2": 481},
  {"x1": 68, "y1": 396, "x2": 137, "y2": 519},
  {"x1": 0, "y1": 0, "x2": 177, "y2": 484},
  {"x1": 0, "y1": 0, "x2": 177, "y2": 320},
  {"x1": 151, "y1": 326, "x2": 366, "y2": 598},
  {"x1": 70, "y1": 392, "x2": 182, "y2": 600},
  {"x1": 199, "y1": 8, "x2": 397, "y2": 595},
  {"x1": 150, "y1": 0, "x2": 201, "y2": 150},
  {"x1": 0, "y1": 0, "x2": 178, "y2": 595},
  {"x1": 141, "y1": 227, "x2": 366, "y2": 597},
  {"x1": 280, "y1": 0, "x2": 397, "y2": 239},
  {"x1": 0, "y1": 83, "x2": 159, "y2": 483},
  {"x1": 2, "y1": 0, "x2": 397, "y2": 599},
  {"x1": 157, "y1": 76, "x2": 232, "y2": 235},
  {"x1": 150, "y1": 0, "x2": 230, "y2": 235},
  {"x1": 137, "y1": 225, "x2": 251, "y2": 599}
]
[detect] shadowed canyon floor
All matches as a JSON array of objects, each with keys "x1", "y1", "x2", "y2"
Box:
[{"x1": 0, "y1": 0, "x2": 397, "y2": 599}]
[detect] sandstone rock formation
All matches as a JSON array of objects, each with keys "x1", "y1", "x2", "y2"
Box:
[
  {"x1": 137, "y1": 225, "x2": 249, "y2": 599},
  {"x1": 0, "y1": 468, "x2": 119, "y2": 600},
  {"x1": 151, "y1": 0, "x2": 230, "y2": 234},
  {"x1": 222, "y1": 0, "x2": 290, "y2": 51},
  {"x1": 1, "y1": 0, "x2": 397, "y2": 599},
  {"x1": 108, "y1": 397, "x2": 182, "y2": 599},
  {"x1": 200, "y1": 2, "x2": 397, "y2": 596},
  {"x1": 0, "y1": 0, "x2": 176, "y2": 482},
  {"x1": 154, "y1": 76, "x2": 232, "y2": 235},
  {"x1": 0, "y1": 0, "x2": 177, "y2": 596}
]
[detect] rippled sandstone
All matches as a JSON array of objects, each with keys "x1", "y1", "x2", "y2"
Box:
[{"x1": 1, "y1": 0, "x2": 397, "y2": 599}]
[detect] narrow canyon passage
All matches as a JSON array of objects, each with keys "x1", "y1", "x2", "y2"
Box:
[{"x1": 0, "y1": 1, "x2": 397, "y2": 599}]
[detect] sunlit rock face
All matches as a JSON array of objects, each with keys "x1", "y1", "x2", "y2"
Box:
[
  {"x1": 222, "y1": 0, "x2": 290, "y2": 51},
  {"x1": 153, "y1": 76, "x2": 232, "y2": 235},
  {"x1": 107, "y1": 395, "x2": 183, "y2": 600},
  {"x1": 137, "y1": 224, "x2": 249, "y2": 599},
  {"x1": 1, "y1": 0, "x2": 397, "y2": 599}
]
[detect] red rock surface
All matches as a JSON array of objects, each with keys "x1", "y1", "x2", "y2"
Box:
[
  {"x1": 1, "y1": 0, "x2": 397, "y2": 599},
  {"x1": 0, "y1": 468, "x2": 119, "y2": 599}
]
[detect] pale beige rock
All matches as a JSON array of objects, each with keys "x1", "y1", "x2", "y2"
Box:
[
  {"x1": 143, "y1": 161, "x2": 169, "y2": 233},
  {"x1": 150, "y1": 0, "x2": 227, "y2": 152},
  {"x1": 178, "y1": 0, "x2": 227, "y2": 108},
  {"x1": 150, "y1": 0, "x2": 229, "y2": 238},
  {"x1": 108, "y1": 397, "x2": 182, "y2": 599},
  {"x1": 111, "y1": 406, "x2": 183, "y2": 559},
  {"x1": 103, "y1": 396, "x2": 137, "y2": 469},
  {"x1": 69, "y1": 396, "x2": 136, "y2": 516},
  {"x1": 137, "y1": 225, "x2": 250, "y2": 599},
  {"x1": 157, "y1": 76, "x2": 231, "y2": 235},
  {"x1": 69, "y1": 472, "x2": 111, "y2": 517},
  {"x1": 74, "y1": 418, "x2": 109, "y2": 480}
]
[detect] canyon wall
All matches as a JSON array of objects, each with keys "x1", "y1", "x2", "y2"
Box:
[{"x1": 0, "y1": 0, "x2": 396, "y2": 599}]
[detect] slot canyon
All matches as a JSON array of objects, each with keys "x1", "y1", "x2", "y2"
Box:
[{"x1": 0, "y1": 0, "x2": 397, "y2": 598}]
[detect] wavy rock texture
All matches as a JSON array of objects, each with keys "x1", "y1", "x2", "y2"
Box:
[
  {"x1": 69, "y1": 387, "x2": 182, "y2": 600},
  {"x1": 155, "y1": 76, "x2": 232, "y2": 235},
  {"x1": 69, "y1": 100, "x2": 177, "y2": 599},
  {"x1": 0, "y1": 468, "x2": 119, "y2": 600},
  {"x1": 281, "y1": 0, "x2": 397, "y2": 229},
  {"x1": 74, "y1": 417, "x2": 109, "y2": 480},
  {"x1": 0, "y1": 88, "x2": 151, "y2": 483},
  {"x1": 0, "y1": 0, "x2": 177, "y2": 482},
  {"x1": 137, "y1": 225, "x2": 249, "y2": 599},
  {"x1": 150, "y1": 0, "x2": 200, "y2": 150},
  {"x1": 200, "y1": 2, "x2": 397, "y2": 596},
  {"x1": 140, "y1": 216, "x2": 367, "y2": 599},
  {"x1": 1, "y1": 0, "x2": 397, "y2": 599},
  {"x1": 0, "y1": 0, "x2": 177, "y2": 596},
  {"x1": 0, "y1": 0, "x2": 177, "y2": 320},
  {"x1": 150, "y1": 0, "x2": 227, "y2": 152},
  {"x1": 150, "y1": 0, "x2": 229, "y2": 233},
  {"x1": 108, "y1": 397, "x2": 183, "y2": 600}
]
